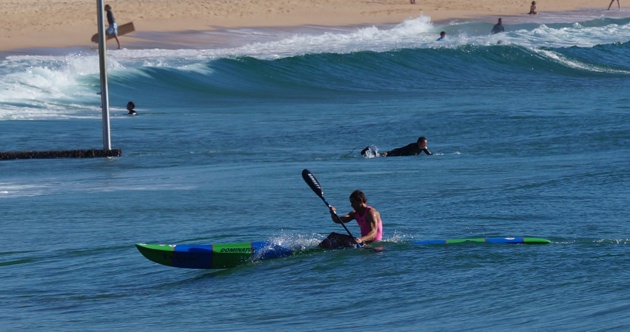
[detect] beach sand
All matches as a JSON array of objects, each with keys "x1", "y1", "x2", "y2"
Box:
[{"x1": 0, "y1": 0, "x2": 622, "y2": 52}]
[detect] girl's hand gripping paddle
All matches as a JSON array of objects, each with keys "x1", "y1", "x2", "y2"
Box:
[{"x1": 302, "y1": 169, "x2": 359, "y2": 244}]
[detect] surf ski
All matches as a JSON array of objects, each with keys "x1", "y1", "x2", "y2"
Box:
[{"x1": 136, "y1": 237, "x2": 550, "y2": 270}]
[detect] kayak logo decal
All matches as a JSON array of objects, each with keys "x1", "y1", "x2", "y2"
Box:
[{"x1": 219, "y1": 248, "x2": 253, "y2": 253}]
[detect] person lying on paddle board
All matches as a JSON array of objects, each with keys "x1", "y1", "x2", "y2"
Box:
[
  {"x1": 361, "y1": 136, "x2": 432, "y2": 157},
  {"x1": 318, "y1": 190, "x2": 383, "y2": 249}
]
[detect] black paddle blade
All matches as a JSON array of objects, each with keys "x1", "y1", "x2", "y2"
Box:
[{"x1": 302, "y1": 169, "x2": 324, "y2": 198}]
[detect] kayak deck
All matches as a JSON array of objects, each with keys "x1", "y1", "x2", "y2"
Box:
[{"x1": 413, "y1": 237, "x2": 551, "y2": 245}]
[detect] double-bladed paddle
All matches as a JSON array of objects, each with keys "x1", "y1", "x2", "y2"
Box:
[{"x1": 301, "y1": 169, "x2": 357, "y2": 240}]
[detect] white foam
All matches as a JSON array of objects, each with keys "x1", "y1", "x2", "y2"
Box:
[
  {"x1": 2, "y1": 14, "x2": 630, "y2": 120},
  {"x1": 533, "y1": 48, "x2": 630, "y2": 74},
  {"x1": 0, "y1": 183, "x2": 48, "y2": 197}
]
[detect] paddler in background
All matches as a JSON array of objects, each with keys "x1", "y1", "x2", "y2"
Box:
[
  {"x1": 318, "y1": 190, "x2": 383, "y2": 249},
  {"x1": 361, "y1": 136, "x2": 432, "y2": 157},
  {"x1": 381, "y1": 136, "x2": 432, "y2": 157}
]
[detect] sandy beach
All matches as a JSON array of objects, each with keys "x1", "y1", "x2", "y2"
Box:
[{"x1": 0, "y1": 0, "x2": 623, "y2": 51}]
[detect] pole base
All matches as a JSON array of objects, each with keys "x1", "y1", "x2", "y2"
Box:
[{"x1": 0, "y1": 149, "x2": 122, "y2": 160}]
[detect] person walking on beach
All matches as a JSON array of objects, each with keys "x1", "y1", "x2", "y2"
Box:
[
  {"x1": 491, "y1": 18, "x2": 505, "y2": 34},
  {"x1": 318, "y1": 190, "x2": 383, "y2": 249},
  {"x1": 105, "y1": 4, "x2": 121, "y2": 49},
  {"x1": 608, "y1": 0, "x2": 620, "y2": 10},
  {"x1": 437, "y1": 31, "x2": 446, "y2": 41},
  {"x1": 529, "y1": 1, "x2": 538, "y2": 15}
]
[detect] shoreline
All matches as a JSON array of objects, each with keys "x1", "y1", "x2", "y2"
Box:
[{"x1": 0, "y1": 1, "x2": 627, "y2": 53}]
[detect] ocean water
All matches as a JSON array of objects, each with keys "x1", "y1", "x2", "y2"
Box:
[{"x1": 2, "y1": 10, "x2": 630, "y2": 331}]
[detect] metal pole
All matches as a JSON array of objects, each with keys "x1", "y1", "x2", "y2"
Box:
[{"x1": 97, "y1": 0, "x2": 112, "y2": 150}]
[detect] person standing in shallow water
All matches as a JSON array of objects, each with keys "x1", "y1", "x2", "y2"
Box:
[
  {"x1": 608, "y1": 0, "x2": 620, "y2": 10},
  {"x1": 126, "y1": 101, "x2": 136, "y2": 115},
  {"x1": 491, "y1": 18, "x2": 505, "y2": 34},
  {"x1": 318, "y1": 190, "x2": 383, "y2": 249},
  {"x1": 104, "y1": 4, "x2": 121, "y2": 49}
]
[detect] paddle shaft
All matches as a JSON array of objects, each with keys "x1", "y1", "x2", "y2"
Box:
[
  {"x1": 322, "y1": 197, "x2": 355, "y2": 239},
  {"x1": 302, "y1": 169, "x2": 357, "y2": 240}
]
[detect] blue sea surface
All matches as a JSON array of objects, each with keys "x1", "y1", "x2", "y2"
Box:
[{"x1": 1, "y1": 11, "x2": 630, "y2": 331}]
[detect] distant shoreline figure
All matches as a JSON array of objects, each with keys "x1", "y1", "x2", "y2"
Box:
[
  {"x1": 105, "y1": 4, "x2": 121, "y2": 49},
  {"x1": 491, "y1": 18, "x2": 505, "y2": 34},
  {"x1": 608, "y1": 0, "x2": 620, "y2": 10},
  {"x1": 126, "y1": 101, "x2": 136, "y2": 115},
  {"x1": 437, "y1": 31, "x2": 446, "y2": 41},
  {"x1": 529, "y1": 1, "x2": 538, "y2": 15}
]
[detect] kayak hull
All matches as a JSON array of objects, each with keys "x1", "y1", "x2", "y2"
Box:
[
  {"x1": 135, "y1": 242, "x2": 295, "y2": 269},
  {"x1": 136, "y1": 237, "x2": 551, "y2": 269}
]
